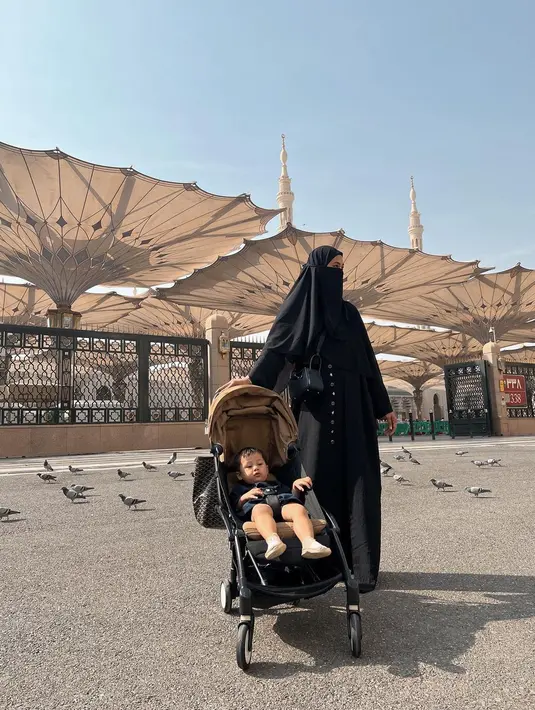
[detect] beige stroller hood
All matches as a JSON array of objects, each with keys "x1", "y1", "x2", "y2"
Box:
[{"x1": 208, "y1": 385, "x2": 298, "y2": 469}]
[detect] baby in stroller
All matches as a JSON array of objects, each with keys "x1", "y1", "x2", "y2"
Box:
[
  {"x1": 230, "y1": 446, "x2": 332, "y2": 561},
  {"x1": 206, "y1": 383, "x2": 362, "y2": 670}
]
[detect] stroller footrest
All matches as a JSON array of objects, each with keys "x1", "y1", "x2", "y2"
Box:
[
  {"x1": 242, "y1": 519, "x2": 327, "y2": 540},
  {"x1": 248, "y1": 573, "x2": 343, "y2": 600}
]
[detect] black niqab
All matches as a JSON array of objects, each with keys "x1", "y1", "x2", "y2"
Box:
[{"x1": 262, "y1": 246, "x2": 374, "y2": 374}]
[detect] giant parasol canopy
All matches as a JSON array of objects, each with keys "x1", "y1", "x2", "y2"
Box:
[
  {"x1": 0, "y1": 142, "x2": 279, "y2": 308},
  {"x1": 376, "y1": 330, "x2": 484, "y2": 366},
  {"x1": 105, "y1": 295, "x2": 275, "y2": 339},
  {"x1": 0, "y1": 282, "x2": 274, "y2": 338},
  {"x1": 362, "y1": 265, "x2": 535, "y2": 344},
  {"x1": 365, "y1": 322, "x2": 448, "y2": 355},
  {"x1": 379, "y1": 359, "x2": 444, "y2": 418},
  {"x1": 0, "y1": 282, "x2": 139, "y2": 329},
  {"x1": 499, "y1": 344, "x2": 535, "y2": 364},
  {"x1": 155, "y1": 225, "x2": 487, "y2": 315}
]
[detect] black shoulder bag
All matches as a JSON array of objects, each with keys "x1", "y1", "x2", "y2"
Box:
[{"x1": 288, "y1": 333, "x2": 326, "y2": 405}]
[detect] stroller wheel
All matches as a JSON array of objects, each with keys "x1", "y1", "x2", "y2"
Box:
[
  {"x1": 348, "y1": 612, "x2": 362, "y2": 658},
  {"x1": 236, "y1": 623, "x2": 253, "y2": 671},
  {"x1": 220, "y1": 580, "x2": 233, "y2": 614}
]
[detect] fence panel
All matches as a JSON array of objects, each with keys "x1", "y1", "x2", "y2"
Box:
[
  {"x1": 229, "y1": 340, "x2": 293, "y2": 405},
  {"x1": 444, "y1": 360, "x2": 492, "y2": 436},
  {"x1": 229, "y1": 341, "x2": 264, "y2": 379},
  {"x1": 72, "y1": 333, "x2": 139, "y2": 424},
  {"x1": 148, "y1": 339, "x2": 207, "y2": 423},
  {"x1": 0, "y1": 324, "x2": 208, "y2": 425}
]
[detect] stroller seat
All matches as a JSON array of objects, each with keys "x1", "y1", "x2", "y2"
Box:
[
  {"x1": 225, "y1": 469, "x2": 327, "y2": 541},
  {"x1": 242, "y1": 518, "x2": 327, "y2": 540}
]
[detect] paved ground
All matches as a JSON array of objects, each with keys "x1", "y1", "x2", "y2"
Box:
[{"x1": 1, "y1": 439, "x2": 534, "y2": 710}]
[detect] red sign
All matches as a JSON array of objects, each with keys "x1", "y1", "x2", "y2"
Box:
[{"x1": 500, "y1": 375, "x2": 527, "y2": 407}]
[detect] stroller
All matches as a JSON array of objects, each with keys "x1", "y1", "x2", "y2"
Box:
[{"x1": 208, "y1": 384, "x2": 362, "y2": 671}]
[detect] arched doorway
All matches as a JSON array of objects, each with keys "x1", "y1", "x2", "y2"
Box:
[{"x1": 433, "y1": 393, "x2": 443, "y2": 420}]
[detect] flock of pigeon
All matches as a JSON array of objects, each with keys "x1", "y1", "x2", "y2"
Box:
[
  {"x1": 380, "y1": 445, "x2": 500, "y2": 497},
  {"x1": 0, "y1": 452, "x2": 190, "y2": 521},
  {"x1": 1, "y1": 445, "x2": 502, "y2": 522}
]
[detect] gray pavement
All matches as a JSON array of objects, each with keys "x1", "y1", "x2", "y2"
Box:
[{"x1": 1, "y1": 440, "x2": 534, "y2": 710}]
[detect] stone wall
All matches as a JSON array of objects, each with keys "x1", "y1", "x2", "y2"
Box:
[{"x1": 0, "y1": 422, "x2": 208, "y2": 458}]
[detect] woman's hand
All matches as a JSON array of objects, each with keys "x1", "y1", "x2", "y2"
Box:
[
  {"x1": 215, "y1": 376, "x2": 251, "y2": 397},
  {"x1": 292, "y1": 476, "x2": 313, "y2": 493},
  {"x1": 384, "y1": 411, "x2": 397, "y2": 436}
]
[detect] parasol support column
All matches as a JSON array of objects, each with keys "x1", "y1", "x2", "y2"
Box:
[
  {"x1": 413, "y1": 387, "x2": 424, "y2": 420},
  {"x1": 47, "y1": 308, "x2": 82, "y2": 329},
  {"x1": 205, "y1": 314, "x2": 231, "y2": 401},
  {"x1": 482, "y1": 341, "x2": 508, "y2": 436},
  {"x1": 45, "y1": 308, "x2": 80, "y2": 417}
]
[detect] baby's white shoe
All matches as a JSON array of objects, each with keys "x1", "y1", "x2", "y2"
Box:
[
  {"x1": 301, "y1": 538, "x2": 332, "y2": 559},
  {"x1": 265, "y1": 535, "x2": 287, "y2": 560}
]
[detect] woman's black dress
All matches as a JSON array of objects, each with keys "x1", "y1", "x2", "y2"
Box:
[{"x1": 249, "y1": 313, "x2": 391, "y2": 593}]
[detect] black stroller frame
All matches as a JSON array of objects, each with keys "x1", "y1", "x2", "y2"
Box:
[{"x1": 211, "y1": 442, "x2": 362, "y2": 671}]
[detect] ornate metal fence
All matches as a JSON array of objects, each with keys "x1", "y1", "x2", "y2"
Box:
[
  {"x1": 147, "y1": 339, "x2": 206, "y2": 423},
  {"x1": 230, "y1": 340, "x2": 294, "y2": 406},
  {"x1": 443, "y1": 360, "x2": 492, "y2": 436},
  {"x1": 0, "y1": 324, "x2": 208, "y2": 426},
  {"x1": 229, "y1": 341, "x2": 264, "y2": 379},
  {"x1": 502, "y1": 361, "x2": 535, "y2": 418}
]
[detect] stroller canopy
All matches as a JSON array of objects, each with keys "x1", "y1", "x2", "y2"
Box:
[{"x1": 208, "y1": 385, "x2": 298, "y2": 469}]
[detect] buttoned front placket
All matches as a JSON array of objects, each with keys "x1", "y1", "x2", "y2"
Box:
[{"x1": 328, "y1": 363, "x2": 335, "y2": 444}]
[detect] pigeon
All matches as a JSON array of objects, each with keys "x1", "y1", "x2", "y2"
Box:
[
  {"x1": 471, "y1": 460, "x2": 489, "y2": 468},
  {"x1": 430, "y1": 478, "x2": 453, "y2": 491},
  {"x1": 69, "y1": 484, "x2": 94, "y2": 494},
  {"x1": 487, "y1": 458, "x2": 502, "y2": 466},
  {"x1": 401, "y1": 446, "x2": 412, "y2": 457},
  {"x1": 464, "y1": 486, "x2": 492, "y2": 497},
  {"x1": 68, "y1": 465, "x2": 84, "y2": 474},
  {"x1": 117, "y1": 469, "x2": 132, "y2": 479},
  {"x1": 455, "y1": 451, "x2": 469, "y2": 456},
  {"x1": 0, "y1": 507, "x2": 20, "y2": 521},
  {"x1": 61, "y1": 486, "x2": 86, "y2": 502},
  {"x1": 167, "y1": 470, "x2": 185, "y2": 480},
  {"x1": 118, "y1": 494, "x2": 146, "y2": 510},
  {"x1": 393, "y1": 474, "x2": 410, "y2": 484},
  {"x1": 393, "y1": 454, "x2": 406, "y2": 462},
  {"x1": 380, "y1": 461, "x2": 393, "y2": 476},
  {"x1": 167, "y1": 452, "x2": 177, "y2": 465},
  {"x1": 43, "y1": 460, "x2": 54, "y2": 472},
  {"x1": 410, "y1": 457, "x2": 421, "y2": 465},
  {"x1": 142, "y1": 461, "x2": 157, "y2": 471},
  {"x1": 37, "y1": 473, "x2": 57, "y2": 483}
]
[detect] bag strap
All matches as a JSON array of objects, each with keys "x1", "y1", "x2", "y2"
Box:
[{"x1": 309, "y1": 332, "x2": 326, "y2": 369}]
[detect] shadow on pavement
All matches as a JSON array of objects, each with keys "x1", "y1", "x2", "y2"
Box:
[{"x1": 251, "y1": 572, "x2": 535, "y2": 679}]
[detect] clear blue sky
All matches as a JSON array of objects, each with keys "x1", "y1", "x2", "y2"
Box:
[{"x1": 1, "y1": 0, "x2": 534, "y2": 272}]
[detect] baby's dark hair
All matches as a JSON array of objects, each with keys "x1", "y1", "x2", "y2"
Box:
[{"x1": 233, "y1": 447, "x2": 267, "y2": 471}]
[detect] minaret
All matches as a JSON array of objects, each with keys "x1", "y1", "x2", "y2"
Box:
[
  {"x1": 277, "y1": 134, "x2": 294, "y2": 231},
  {"x1": 408, "y1": 176, "x2": 424, "y2": 251}
]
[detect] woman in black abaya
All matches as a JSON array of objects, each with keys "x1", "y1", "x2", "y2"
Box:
[{"x1": 221, "y1": 246, "x2": 397, "y2": 592}]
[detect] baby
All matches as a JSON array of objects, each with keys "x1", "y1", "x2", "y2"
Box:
[{"x1": 230, "y1": 447, "x2": 332, "y2": 561}]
